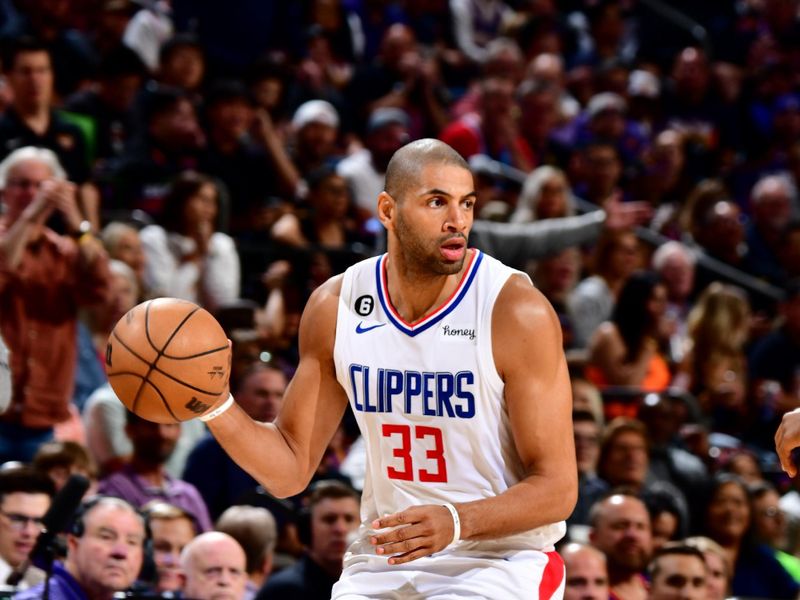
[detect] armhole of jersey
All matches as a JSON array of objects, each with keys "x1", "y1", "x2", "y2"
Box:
[
  {"x1": 478, "y1": 266, "x2": 528, "y2": 394},
  {"x1": 333, "y1": 266, "x2": 355, "y2": 376}
]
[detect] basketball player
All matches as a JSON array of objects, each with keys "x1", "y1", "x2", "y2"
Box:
[{"x1": 199, "y1": 139, "x2": 577, "y2": 598}]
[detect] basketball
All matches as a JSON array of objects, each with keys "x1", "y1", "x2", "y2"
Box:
[{"x1": 106, "y1": 298, "x2": 230, "y2": 423}]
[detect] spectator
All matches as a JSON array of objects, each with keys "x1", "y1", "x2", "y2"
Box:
[
  {"x1": 0, "y1": 37, "x2": 90, "y2": 186},
  {"x1": 748, "y1": 280, "x2": 800, "y2": 434},
  {"x1": 180, "y1": 531, "x2": 248, "y2": 600},
  {"x1": 102, "y1": 86, "x2": 205, "y2": 216},
  {"x1": 646, "y1": 543, "x2": 707, "y2": 600},
  {"x1": 449, "y1": 0, "x2": 514, "y2": 64},
  {"x1": 561, "y1": 542, "x2": 609, "y2": 600},
  {"x1": 515, "y1": 79, "x2": 564, "y2": 167},
  {"x1": 0, "y1": 147, "x2": 110, "y2": 463},
  {"x1": 529, "y1": 247, "x2": 581, "y2": 346},
  {"x1": 745, "y1": 174, "x2": 796, "y2": 284},
  {"x1": 73, "y1": 259, "x2": 138, "y2": 411},
  {"x1": 271, "y1": 167, "x2": 369, "y2": 253},
  {"x1": 510, "y1": 165, "x2": 574, "y2": 223},
  {"x1": 143, "y1": 500, "x2": 199, "y2": 594},
  {"x1": 677, "y1": 283, "x2": 751, "y2": 436},
  {"x1": 14, "y1": 496, "x2": 145, "y2": 600},
  {"x1": 216, "y1": 505, "x2": 277, "y2": 600},
  {"x1": 200, "y1": 80, "x2": 278, "y2": 232},
  {"x1": 62, "y1": 44, "x2": 147, "y2": 163},
  {"x1": 567, "y1": 229, "x2": 640, "y2": 349},
  {"x1": 650, "y1": 241, "x2": 696, "y2": 364},
  {"x1": 568, "y1": 410, "x2": 607, "y2": 528},
  {"x1": 749, "y1": 481, "x2": 800, "y2": 582},
  {"x1": 570, "y1": 140, "x2": 624, "y2": 209},
  {"x1": 589, "y1": 493, "x2": 653, "y2": 600},
  {"x1": 98, "y1": 411, "x2": 212, "y2": 532},
  {"x1": 140, "y1": 171, "x2": 240, "y2": 311},
  {"x1": 440, "y1": 76, "x2": 533, "y2": 171},
  {"x1": 154, "y1": 34, "x2": 205, "y2": 98},
  {"x1": 703, "y1": 474, "x2": 799, "y2": 598},
  {"x1": 31, "y1": 440, "x2": 98, "y2": 495},
  {"x1": 256, "y1": 481, "x2": 359, "y2": 600},
  {"x1": 585, "y1": 272, "x2": 671, "y2": 396},
  {"x1": 337, "y1": 107, "x2": 410, "y2": 219},
  {"x1": 0, "y1": 467, "x2": 54, "y2": 590},
  {"x1": 99, "y1": 222, "x2": 146, "y2": 298},
  {"x1": 289, "y1": 99, "x2": 341, "y2": 184},
  {"x1": 684, "y1": 536, "x2": 730, "y2": 600},
  {"x1": 596, "y1": 418, "x2": 690, "y2": 529},
  {"x1": 183, "y1": 363, "x2": 287, "y2": 520}
]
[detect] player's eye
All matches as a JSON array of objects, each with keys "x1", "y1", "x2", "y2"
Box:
[{"x1": 428, "y1": 197, "x2": 445, "y2": 207}]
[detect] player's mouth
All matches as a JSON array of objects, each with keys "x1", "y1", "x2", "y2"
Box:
[{"x1": 439, "y1": 238, "x2": 466, "y2": 261}]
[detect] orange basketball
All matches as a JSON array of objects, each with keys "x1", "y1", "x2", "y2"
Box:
[{"x1": 106, "y1": 298, "x2": 230, "y2": 423}]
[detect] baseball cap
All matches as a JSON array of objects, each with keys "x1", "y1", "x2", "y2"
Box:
[
  {"x1": 628, "y1": 70, "x2": 660, "y2": 99},
  {"x1": 586, "y1": 92, "x2": 627, "y2": 119},
  {"x1": 292, "y1": 100, "x2": 340, "y2": 130},
  {"x1": 366, "y1": 108, "x2": 409, "y2": 133}
]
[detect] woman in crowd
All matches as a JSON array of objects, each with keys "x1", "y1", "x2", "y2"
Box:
[{"x1": 140, "y1": 171, "x2": 240, "y2": 311}]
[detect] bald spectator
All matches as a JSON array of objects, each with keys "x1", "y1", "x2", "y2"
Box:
[
  {"x1": 181, "y1": 531, "x2": 248, "y2": 600},
  {"x1": 100, "y1": 222, "x2": 146, "y2": 298},
  {"x1": 216, "y1": 506, "x2": 277, "y2": 600},
  {"x1": 561, "y1": 542, "x2": 609, "y2": 600},
  {"x1": 647, "y1": 543, "x2": 708, "y2": 600},
  {"x1": 651, "y1": 242, "x2": 696, "y2": 364},
  {"x1": 589, "y1": 493, "x2": 653, "y2": 600},
  {"x1": 0, "y1": 146, "x2": 110, "y2": 463},
  {"x1": 183, "y1": 364, "x2": 288, "y2": 519},
  {"x1": 143, "y1": 501, "x2": 199, "y2": 594}
]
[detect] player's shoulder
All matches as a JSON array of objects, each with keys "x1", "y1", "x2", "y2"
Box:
[
  {"x1": 307, "y1": 274, "x2": 344, "y2": 309},
  {"x1": 494, "y1": 272, "x2": 559, "y2": 331}
]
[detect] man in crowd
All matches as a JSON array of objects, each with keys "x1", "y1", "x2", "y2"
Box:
[
  {"x1": 647, "y1": 543, "x2": 708, "y2": 600},
  {"x1": 216, "y1": 505, "x2": 277, "y2": 600},
  {"x1": 0, "y1": 146, "x2": 110, "y2": 463},
  {"x1": 0, "y1": 467, "x2": 54, "y2": 590},
  {"x1": 589, "y1": 493, "x2": 653, "y2": 600},
  {"x1": 561, "y1": 542, "x2": 610, "y2": 600},
  {"x1": 98, "y1": 411, "x2": 212, "y2": 531},
  {"x1": 144, "y1": 500, "x2": 198, "y2": 594},
  {"x1": 180, "y1": 531, "x2": 248, "y2": 600},
  {"x1": 256, "y1": 481, "x2": 359, "y2": 600},
  {"x1": 14, "y1": 496, "x2": 145, "y2": 599}
]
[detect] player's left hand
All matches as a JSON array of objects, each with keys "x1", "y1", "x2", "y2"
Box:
[{"x1": 370, "y1": 504, "x2": 457, "y2": 565}]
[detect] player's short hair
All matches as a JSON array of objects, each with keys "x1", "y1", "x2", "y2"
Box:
[
  {"x1": 384, "y1": 139, "x2": 469, "y2": 201},
  {"x1": 216, "y1": 505, "x2": 277, "y2": 574},
  {"x1": 0, "y1": 146, "x2": 67, "y2": 189}
]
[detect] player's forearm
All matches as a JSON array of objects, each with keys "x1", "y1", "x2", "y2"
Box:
[
  {"x1": 455, "y1": 470, "x2": 577, "y2": 541},
  {"x1": 206, "y1": 404, "x2": 313, "y2": 498}
]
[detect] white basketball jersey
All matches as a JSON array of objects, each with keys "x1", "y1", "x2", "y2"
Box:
[{"x1": 333, "y1": 249, "x2": 566, "y2": 564}]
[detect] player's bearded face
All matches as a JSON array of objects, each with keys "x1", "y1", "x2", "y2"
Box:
[{"x1": 394, "y1": 207, "x2": 467, "y2": 275}]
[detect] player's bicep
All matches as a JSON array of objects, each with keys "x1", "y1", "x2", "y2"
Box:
[{"x1": 493, "y1": 278, "x2": 575, "y2": 477}]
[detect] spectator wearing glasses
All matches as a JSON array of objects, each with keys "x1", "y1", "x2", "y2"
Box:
[{"x1": 0, "y1": 467, "x2": 55, "y2": 590}]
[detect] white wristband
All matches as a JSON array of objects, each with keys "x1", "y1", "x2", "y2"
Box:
[
  {"x1": 442, "y1": 502, "x2": 461, "y2": 547},
  {"x1": 199, "y1": 394, "x2": 235, "y2": 422}
]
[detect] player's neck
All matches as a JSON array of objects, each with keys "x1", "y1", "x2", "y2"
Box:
[{"x1": 384, "y1": 249, "x2": 471, "y2": 323}]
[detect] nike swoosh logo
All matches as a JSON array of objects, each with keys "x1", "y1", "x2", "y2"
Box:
[{"x1": 356, "y1": 322, "x2": 386, "y2": 334}]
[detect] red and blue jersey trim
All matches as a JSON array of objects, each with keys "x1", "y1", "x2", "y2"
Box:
[{"x1": 375, "y1": 249, "x2": 484, "y2": 337}]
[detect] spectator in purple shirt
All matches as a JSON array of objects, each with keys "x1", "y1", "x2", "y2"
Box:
[{"x1": 98, "y1": 411, "x2": 212, "y2": 532}]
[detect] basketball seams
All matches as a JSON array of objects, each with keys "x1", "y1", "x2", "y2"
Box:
[
  {"x1": 150, "y1": 363, "x2": 225, "y2": 396},
  {"x1": 142, "y1": 378, "x2": 181, "y2": 422},
  {"x1": 160, "y1": 344, "x2": 229, "y2": 360},
  {"x1": 142, "y1": 304, "x2": 201, "y2": 419}
]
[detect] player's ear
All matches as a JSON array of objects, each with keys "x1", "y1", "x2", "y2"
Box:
[{"x1": 377, "y1": 191, "x2": 395, "y2": 227}]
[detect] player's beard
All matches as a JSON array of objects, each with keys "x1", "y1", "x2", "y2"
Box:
[{"x1": 394, "y1": 210, "x2": 466, "y2": 276}]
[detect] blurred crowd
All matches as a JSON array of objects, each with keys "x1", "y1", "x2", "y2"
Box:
[{"x1": 0, "y1": 0, "x2": 799, "y2": 598}]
